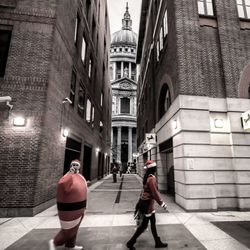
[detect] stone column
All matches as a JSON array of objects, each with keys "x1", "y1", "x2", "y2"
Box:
[
  {"x1": 111, "y1": 127, "x2": 113, "y2": 146},
  {"x1": 121, "y1": 61, "x2": 124, "y2": 78},
  {"x1": 129, "y1": 62, "x2": 132, "y2": 79},
  {"x1": 117, "y1": 127, "x2": 121, "y2": 163},
  {"x1": 113, "y1": 62, "x2": 116, "y2": 80},
  {"x1": 128, "y1": 127, "x2": 132, "y2": 162}
]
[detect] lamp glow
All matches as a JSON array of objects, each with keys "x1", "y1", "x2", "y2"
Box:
[
  {"x1": 13, "y1": 117, "x2": 26, "y2": 126},
  {"x1": 96, "y1": 147, "x2": 100, "y2": 153},
  {"x1": 63, "y1": 129, "x2": 69, "y2": 137}
]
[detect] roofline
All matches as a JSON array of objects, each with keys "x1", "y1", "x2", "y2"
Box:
[{"x1": 136, "y1": 0, "x2": 150, "y2": 64}]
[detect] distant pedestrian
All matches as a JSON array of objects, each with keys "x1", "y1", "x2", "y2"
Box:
[
  {"x1": 126, "y1": 162, "x2": 132, "y2": 174},
  {"x1": 111, "y1": 159, "x2": 118, "y2": 183},
  {"x1": 126, "y1": 160, "x2": 168, "y2": 249},
  {"x1": 119, "y1": 163, "x2": 123, "y2": 177},
  {"x1": 49, "y1": 159, "x2": 88, "y2": 250}
]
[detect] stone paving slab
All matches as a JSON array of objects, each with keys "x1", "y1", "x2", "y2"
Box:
[
  {"x1": 212, "y1": 221, "x2": 250, "y2": 248},
  {"x1": 6, "y1": 225, "x2": 206, "y2": 250}
]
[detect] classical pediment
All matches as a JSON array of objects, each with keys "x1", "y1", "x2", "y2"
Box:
[{"x1": 111, "y1": 77, "x2": 137, "y2": 90}]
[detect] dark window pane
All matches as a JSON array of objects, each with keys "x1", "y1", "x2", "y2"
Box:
[
  {"x1": 0, "y1": 30, "x2": 12, "y2": 77},
  {"x1": 120, "y1": 98, "x2": 130, "y2": 113},
  {"x1": 70, "y1": 70, "x2": 76, "y2": 105}
]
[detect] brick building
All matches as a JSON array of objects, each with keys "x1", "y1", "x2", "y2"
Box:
[
  {"x1": 136, "y1": 0, "x2": 250, "y2": 211},
  {"x1": 0, "y1": 0, "x2": 111, "y2": 216}
]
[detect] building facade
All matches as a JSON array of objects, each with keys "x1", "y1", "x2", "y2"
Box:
[
  {"x1": 136, "y1": 0, "x2": 250, "y2": 211},
  {"x1": 110, "y1": 4, "x2": 137, "y2": 170},
  {"x1": 0, "y1": 0, "x2": 111, "y2": 217}
]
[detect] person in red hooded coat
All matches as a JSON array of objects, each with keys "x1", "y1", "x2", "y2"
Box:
[
  {"x1": 126, "y1": 160, "x2": 168, "y2": 249},
  {"x1": 49, "y1": 159, "x2": 88, "y2": 250}
]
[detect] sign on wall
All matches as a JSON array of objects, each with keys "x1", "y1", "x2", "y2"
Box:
[
  {"x1": 241, "y1": 110, "x2": 250, "y2": 132},
  {"x1": 145, "y1": 133, "x2": 156, "y2": 144}
]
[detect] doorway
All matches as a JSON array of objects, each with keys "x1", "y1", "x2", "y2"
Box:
[
  {"x1": 83, "y1": 145, "x2": 92, "y2": 181},
  {"x1": 159, "y1": 138, "x2": 175, "y2": 196},
  {"x1": 63, "y1": 137, "x2": 81, "y2": 174}
]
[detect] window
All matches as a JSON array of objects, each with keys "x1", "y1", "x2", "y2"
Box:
[
  {"x1": 0, "y1": 29, "x2": 12, "y2": 77},
  {"x1": 156, "y1": 40, "x2": 160, "y2": 61},
  {"x1": 78, "y1": 84, "x2": 85, "y2": 118},
  {"x1": 99, "y1": 120, "x2": 103, "y2": 133},
  {"x1": 120, "y1": 97, "x2": 130, "y2": 114},
  {"x1": 74, "y1": 15, "x2": 80, "y2": 43},
  {"x1": 110, "y1": 64, "x2": 113, "y2": 80},
  {"x1": 248, "y1": 85, "x2": 250, "y2": 99},
  {"x1": 88, "y1": 58, "x2": 92, "y2": 78},
  {"x1": 237, "y1": 0, "x2": 250, "y2": 19},
  {"x1": 100, "y1": 91, "x2": 104, "y2": 107},
  {"x1": 163, "y1": 10, "x2": 168, "y2": 37},
  {"x1": 81, "y1": 36, "x2": 86, "y2": 62},
  {"x1": 70, "y1": 70, "x2": 77, "y2": 106},
  {"x1": 159, "y1": 27, "x2": 164, "y2": 51},
  {"x1": 86, "y1": 0, "x2": 91, "y2": 21},
  {"x1": 91, "y1": 105, "x2": 95, "y2": 127},
  {"x1": 158, "y1": 84, "x2": 171, "y2": 120},
  {"x1": 86, "y1": 98, "x2": 91, "y2": 122},
  {"x1": 198, "y1": 0, "x2": 214, "y2": 16},
  {"x1": 112, "y1": 96, "x2": 116, "y2": 114}
]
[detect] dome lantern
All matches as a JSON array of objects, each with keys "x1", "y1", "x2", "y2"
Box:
[{"x1": 122, "y1": 2, "x2": 132, "y2": 31}]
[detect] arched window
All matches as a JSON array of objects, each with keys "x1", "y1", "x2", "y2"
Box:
[{"x1": 158, "y1": 84, "x2": 171, "y2": 120}]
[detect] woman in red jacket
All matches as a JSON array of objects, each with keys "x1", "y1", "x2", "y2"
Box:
[{"x1": 127, "y1": 160, "x2": 168, "y2": 249}]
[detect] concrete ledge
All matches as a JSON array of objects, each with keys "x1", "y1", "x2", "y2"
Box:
[{"x1": 0, "y1": 198, "x2": 56, "y2": 217}]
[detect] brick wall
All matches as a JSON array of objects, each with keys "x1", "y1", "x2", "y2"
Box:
[{"x1": 0, "y1": 0, "x2": 111, "y2": 216}]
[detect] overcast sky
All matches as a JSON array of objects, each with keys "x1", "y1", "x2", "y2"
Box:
[{"x1": 107, "y1": 0, "x2": 142, "y2": 36}]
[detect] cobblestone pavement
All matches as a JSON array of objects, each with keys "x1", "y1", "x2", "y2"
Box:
[{"x1": 1, "y1": 174, "x2": 250, "y2": 250}]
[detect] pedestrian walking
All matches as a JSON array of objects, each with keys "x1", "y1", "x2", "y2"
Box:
[
  {"x1": 126, "y1": 162, "x2": 132, "y2": 174},
  {"x1": 119, "y1": 163, "x2": 123, "y2": 178},
  {"x1": 111, "y1": 159, "x2": 118, "y2": 183},
  {"x1": 126, "y1": 160, "x2": 168, "y2": 249},
  {"x1": 49, "y1": 159, "x2": 88, "y2": 250}
]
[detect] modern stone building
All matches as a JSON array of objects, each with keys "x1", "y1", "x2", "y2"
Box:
[
  {"x1": 0, "y1": 0, "x2": 111, "y2": 216},
  {"x1": 110, "y1": 3, "x2": 137, "y2": 171},
  {"x1": 136, "y1": 0, "x2": 250, "y2": 211}
]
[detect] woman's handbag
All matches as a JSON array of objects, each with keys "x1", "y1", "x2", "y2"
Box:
[{"x1": 135, "y1": 198, "x2": 151, "y2": 214}]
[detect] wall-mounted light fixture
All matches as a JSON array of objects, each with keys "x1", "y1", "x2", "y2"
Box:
[
  {"x1": 62, "y1": 128, "x2": 69, "y2": 137},
  {"x1": 214, "y1": 119, "x2": 224, "y2": 128},
  {"x1": 104, "y1": 152, "x2": 107, "y2": 157},
  {"x1": 96, "y1": 147, "x2": 100, "y2": 153},
  {"x1": 13, "y1": 116, "x2": 26, "y2": 126},
  {"x1": 62, "y1": 97, "x2": 72, "y2": 104}
]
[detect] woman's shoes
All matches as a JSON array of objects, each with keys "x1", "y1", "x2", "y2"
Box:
[{"x1": 155, "y1": 236, "x2": 168, "y2": 248}]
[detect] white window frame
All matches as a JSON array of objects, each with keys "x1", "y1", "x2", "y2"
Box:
[
  {"x1": 86, "y1": 98, "x2": 91, "y2": 122},
  {"x1": 198, "y1": 0, "x2": 214, "y2": 16},
  {"x1": 163, "y1": 10, "x2": 168, "y2": 37},
  {"x1": 74, "y1": 15, "x2": 79, "y2": 43},
  {"x1": 237, "y1": 0, "x2": 250, "y2": 19},
  {"x1": 88, "y1": 59, "x2": 92, "y2": 78},
  {"x1": 81, "y1": 36, "x2": 86, "y2": 62},
  {"x1": 159, "y1": 27, "x2": 164, "y2": 51}
]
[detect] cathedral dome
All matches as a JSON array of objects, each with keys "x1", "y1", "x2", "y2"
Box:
[
  {"x1": 111, "y1": 3, "x2": 137, "y2": 46},
  {"x1": 111, "y1": 29, "x2": 137, "y2": 46}
]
